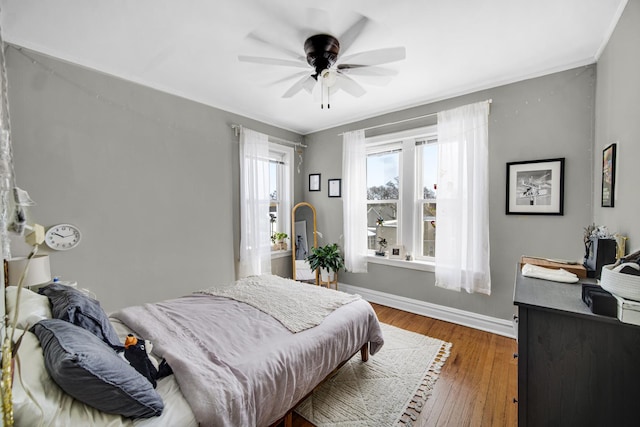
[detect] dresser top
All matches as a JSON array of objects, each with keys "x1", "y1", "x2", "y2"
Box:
[{"x1": 513, "y1": 266, "x2": 620, "y2": 323}]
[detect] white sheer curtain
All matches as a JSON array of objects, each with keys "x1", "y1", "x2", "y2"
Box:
[
  {"x1": 435, "y1": 101, "x2": 491, "y2": 294},
  {"x1": 238, "y1": 127, "x2": 272, "y2": 278},
  {"x1": 342, "y1": 129, "x2": 368, "y2": 273}
]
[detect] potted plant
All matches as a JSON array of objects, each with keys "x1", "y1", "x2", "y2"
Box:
[
  {"x1": 376, "y1": 237, "x2": 388, "y2": 256},
  {"x1": 306, "y1": 243, "x2": 345, "y2": 282},
  {"x1": 271, "y1": 232, "x2": 289, "y2": 251}
]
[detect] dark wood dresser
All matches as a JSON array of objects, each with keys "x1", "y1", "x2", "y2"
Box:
[{"x1": 514, "y1": 270, "x2": 640, "y2": 427}]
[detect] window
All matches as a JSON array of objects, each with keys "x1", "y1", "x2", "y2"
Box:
[
  {"x1": 416, "y1": 138, "x2": 438, "y2": 258},
  {"x1": 366, "y1": 126, "x2": 437, "y2": 260},
  {"x1": 268, "y1": 143, "x2": 293, "y2": 250},
  {"x1": 367, "y1": 144, "x2": 401, "y2": 252}
]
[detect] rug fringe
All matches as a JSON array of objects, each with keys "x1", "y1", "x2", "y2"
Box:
[{"x1": 398, "y1": 341, "x2": 453, "y2": 426}]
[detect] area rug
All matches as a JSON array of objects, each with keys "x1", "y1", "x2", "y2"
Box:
[{"x1": 295, "y1": 323, "x2": 452, "y2": 426}]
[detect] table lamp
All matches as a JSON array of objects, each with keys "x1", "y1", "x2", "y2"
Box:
[{"x1": 5, "y1": 253, "x2": 51, "y2": 288}]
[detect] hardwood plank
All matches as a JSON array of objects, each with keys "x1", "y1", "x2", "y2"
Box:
[{"x1": 286, "y1": 303, "x2": 517, "y2": 427}]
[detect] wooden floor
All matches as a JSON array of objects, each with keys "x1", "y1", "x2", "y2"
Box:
[{"x1": 291, "y1": 303, "x2": 518, "y2": 427}]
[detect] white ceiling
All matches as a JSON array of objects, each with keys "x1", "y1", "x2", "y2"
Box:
[{"x1": 0, "y1": 0, "x2": 627, "y2": 135}]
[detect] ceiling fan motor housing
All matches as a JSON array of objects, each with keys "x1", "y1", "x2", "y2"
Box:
[{"x1": 304, "y1": 34, "x2": 340, "y2": 77}]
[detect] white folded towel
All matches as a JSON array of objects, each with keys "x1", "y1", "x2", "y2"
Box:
[{"x1": 521, "y1": 263, "x2": 579, "y2": 283}]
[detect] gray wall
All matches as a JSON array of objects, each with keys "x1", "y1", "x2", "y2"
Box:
[
  {"x1": 594, "y1": 0, "x2": 640, "y2": 251},
  {"x1": 304, "y1": 66, "x2": 596, "y2": 320},
  {"x1": 6, "y1": 46, "x2": 602, "y2": 322},
  {"x1": 6, "y1": 47, "x2": 302, "y2": 312}
]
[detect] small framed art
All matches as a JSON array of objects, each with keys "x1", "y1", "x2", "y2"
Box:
[
  {"x1": 506, "y1": 158, "x2": 565, "y2": 215},
  {"x1": 309, "y1": 174, "x2": 321, "y2": 192},
  {"x1": 328, "y1": 179, "x2": 341, "y2": 197},
  {"x1": 601, "y1": 143, "x2": 616, "y2": 207},
  {"x1": 389, "y1": 245, "x2": 405, "y2": 259}
]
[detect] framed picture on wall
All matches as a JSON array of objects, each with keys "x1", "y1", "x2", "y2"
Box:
[
  {"x1": 601, "y1": 143, "x2": 616, "y2": 207},
  {"x1": 309, "y1": 173, "x2": 321, "y2": 191},
  {"x1": 328, "y1": 179, "x2": 341, "y2": 197},
  {"x1": 506, "y1": 158, "x2": 565, "y2": 215}
]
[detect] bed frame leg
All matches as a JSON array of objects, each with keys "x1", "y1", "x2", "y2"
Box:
[
  {"x1": 283, "y1": 411, "x2": 292, "y2": 427},
  {"x1": 360, "y1": 342, "x2": 369, "y2": 362}
]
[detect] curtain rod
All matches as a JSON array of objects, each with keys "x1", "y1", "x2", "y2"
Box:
[
  {"x1": 338, "y1": 99, "x2": 492, "y2": 136},
  {"x1": 231, "y1": 124, "x2": 307, "y2": 148}
]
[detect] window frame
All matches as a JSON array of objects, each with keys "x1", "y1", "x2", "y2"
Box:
[
  {"x1": 366, "y1": 125, "x2": 438, "y2": 262},
  {"x1": 268, "y1": 142, "x2": 294, "y2": 253}
]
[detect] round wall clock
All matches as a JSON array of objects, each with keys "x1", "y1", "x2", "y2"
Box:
[{"x1": 45, "y1": 224, "x2": 82, "y2": 251}]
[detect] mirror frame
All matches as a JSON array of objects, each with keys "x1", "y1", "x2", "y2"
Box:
[{"x1": 291, "y1": 202, "x2": 318, "y2": 284}]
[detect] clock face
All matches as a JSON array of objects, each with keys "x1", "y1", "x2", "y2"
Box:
[{"x1": 45, "y1": 224, "x2": 82, "y2": 251}]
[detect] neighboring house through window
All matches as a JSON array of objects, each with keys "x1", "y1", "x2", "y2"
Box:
[
  {"x1": 269, "y1": 143, "x2": 293, "y2": 250},
  {"x1": 366, "y1": 126, "x2": 437, "y2": 260}
]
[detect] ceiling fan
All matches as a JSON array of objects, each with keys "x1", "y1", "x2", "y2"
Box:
[{"x1": 238, "y1": 13, "x2": 406, "y2": 109}]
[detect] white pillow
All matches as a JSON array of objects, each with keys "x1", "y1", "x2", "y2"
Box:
[{"x1": 5, "y1": 286, "x2": 52, "y2": 329}]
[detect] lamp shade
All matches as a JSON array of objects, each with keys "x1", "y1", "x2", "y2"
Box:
[{"x1": 6, "y1": 255, "x2": 51, "y2": 287}]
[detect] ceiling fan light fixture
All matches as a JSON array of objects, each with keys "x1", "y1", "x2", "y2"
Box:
[{"x1": 320, "y1": 69, "x2": 337, "y2": 87}]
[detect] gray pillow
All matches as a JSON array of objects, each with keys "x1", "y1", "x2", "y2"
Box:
[
  {"x1": 31, "y1": 319, "x2": 164, "y2": 419},
  {"x1": 39, "y1": 283, "x2": 121, "y2": 346}
]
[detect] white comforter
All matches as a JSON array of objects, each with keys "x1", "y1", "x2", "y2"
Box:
[{"x1": 112, "y1": 280, "x2": 384, "y2": 426}]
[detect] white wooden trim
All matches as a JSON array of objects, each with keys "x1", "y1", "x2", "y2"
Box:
[{"x1": 340, "y1": 283, "x2": 516, "y2": 339}]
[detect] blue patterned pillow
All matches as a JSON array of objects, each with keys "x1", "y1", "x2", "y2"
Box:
[
  {"x1": 39, "y1": 283, "x2": 120, "y2": 346},
  {"x1": 32, "y1": 319, "x2": 164, "y2": 419}
]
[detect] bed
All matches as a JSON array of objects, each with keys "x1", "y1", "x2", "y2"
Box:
[{"x1": 6, "y1": 274, "x2": 384, "y2": 426}]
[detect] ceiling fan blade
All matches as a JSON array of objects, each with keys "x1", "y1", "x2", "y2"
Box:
[
  {"x1": 343, "y1": 73, "x2": 392, "y2": 87},
  {"x1": 283, "y1": 75, "x2": 316, "y2": 98},
  {"x1": 245, "y1": 31, "x2": 306, "y2": 62},
  {"x1": 334, "y1": 74, "x2": 366, "y2": 98},
  {"x1": 302, "y1": 75, "x2": 317, "y2": 93},
  {"x1": 238, "y1": 55, "x2": 309, "y2": 69},
  {"x1": 270, "y1": 70, "x2": 310, "y2": 86},
  {"x1": 337, "y1": 14, "x2": 370, "y2": 57},
  {"x1": 337, "y1": 66, "x2": 397, "y2": 86},
  {"x1": 338, "y1": 46, "x2": 406, "y2": 67},
  {"x1": 337, "y1": 66, "x2": 398, "y2": 77}
]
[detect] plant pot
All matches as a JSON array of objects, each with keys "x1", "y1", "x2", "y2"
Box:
[
  {"x1": 320, "y1": 268, "x2": 335, "y2": 282},
  {"x1": 272, "y1": 242, "x2": 288, "y2": 251}
]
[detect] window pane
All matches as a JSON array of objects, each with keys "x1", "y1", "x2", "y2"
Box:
[
  {"x1": 420, "y1": 143, "x2": 437, "y2": 199},
  {"x1": 367, "y1": 202, "x2": 398, "y2": 251},
  {"x1": 367, "y1": 151, "x2": 400, "y2": 200},
  {"x1": 269, "y1": 203, "x2": 279, "y2": 240},
  {"x1": 269, "y1": 161, "x2": 277, "y2": 200},
  {"x1": 422, "y1": 202, "x2": 436, "y2": 257}
]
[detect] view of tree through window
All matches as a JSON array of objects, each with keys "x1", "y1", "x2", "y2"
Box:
[
  {"x1": 268, "y1": 146, "x2": 293, "y2": 250},
  {"x1": 269, "y1": 160, "x2": 280, "y2": 242},
  {"x1": 367, "y1": 149, "x2": 399, "y2": 252},
  {"x1": 365, "y1": 131, "x2": 438, "y2": 259},
  {"x1": 418, "y1": 142, "x2": 437, "y2": 257}
]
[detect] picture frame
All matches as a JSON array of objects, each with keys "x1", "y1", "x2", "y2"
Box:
[
  {"x1": 328, "y1": 179, "x2": 341, "y2": 198},
  {"x1": 389, "y1": 244, "x2": 405, "y2": 259},
  {"x1": 506, "y1": 158, "x2": 565, "y2": 215},
  {"x1": 601, "y1": 143, "x2": 616, "y2": 207},
  {"x1": 309, "y1": 173, "x2": 321, "y2": 192}
]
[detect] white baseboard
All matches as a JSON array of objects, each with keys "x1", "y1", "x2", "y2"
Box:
[{"x1": 340, "y1": 283, "x2": 516, "y2": 339}]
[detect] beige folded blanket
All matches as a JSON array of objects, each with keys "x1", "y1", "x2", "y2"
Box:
[{"x1": 197, "y1": 274, "x2": 361, "y2": 332}]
